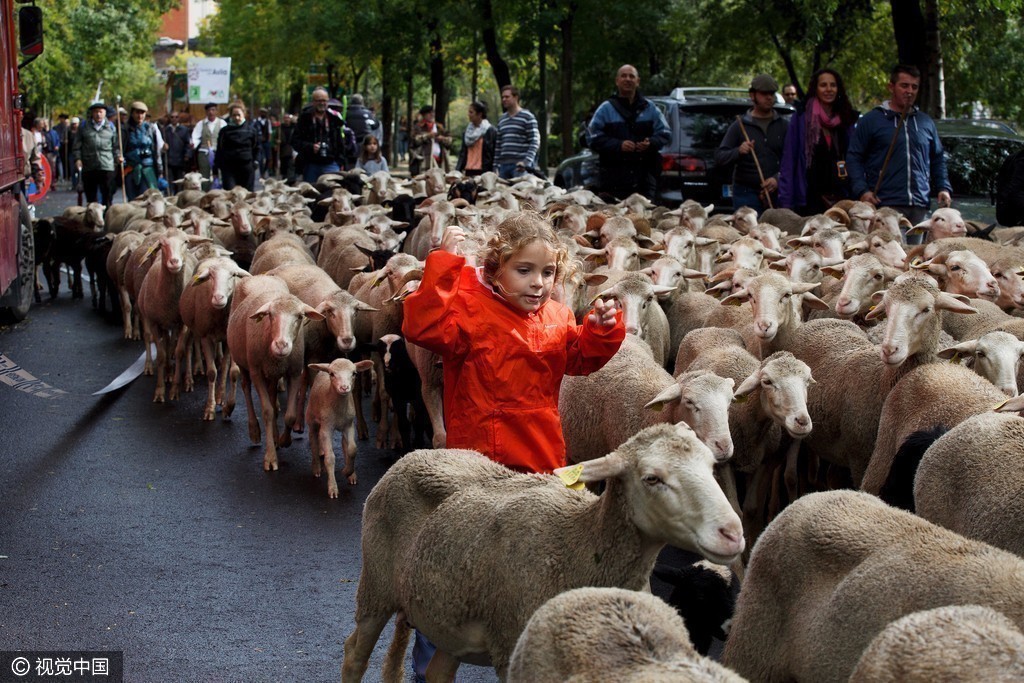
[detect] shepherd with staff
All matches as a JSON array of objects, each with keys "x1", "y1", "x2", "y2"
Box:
[
  {"x1": 73, "y1": 100, "x2": 122, "y2": 207},
  {"x1": 715, "y1": 74, "x2": 789, "y2": 213}
]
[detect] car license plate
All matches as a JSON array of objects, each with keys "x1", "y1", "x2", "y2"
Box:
[{"x1": 722, "y1": 185, "x2": 732, "y2": 198}]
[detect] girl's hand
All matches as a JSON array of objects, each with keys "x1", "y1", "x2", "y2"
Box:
[
  {"x1": 440, "y1": 226, "x2": 466, "y2": 254},
  {"x1": 588, "y1": 297, "x2": 618, "y2": 328}
]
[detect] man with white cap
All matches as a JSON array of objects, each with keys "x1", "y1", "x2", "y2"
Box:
[{"x1": 73, "y1": 101, "x2": 121, "y2": 206}]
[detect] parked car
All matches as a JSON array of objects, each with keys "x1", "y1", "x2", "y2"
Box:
[
  {"x1": 555, "y1": 88, "x2": 791, "y2": 208},
  {"x1": 936, "y1": 118, "x2": 1024, "y2": 222}
]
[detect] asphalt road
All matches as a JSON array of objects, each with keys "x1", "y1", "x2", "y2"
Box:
[{"x1": 0, "y1": 188, "x2": 502, "y2": 682}]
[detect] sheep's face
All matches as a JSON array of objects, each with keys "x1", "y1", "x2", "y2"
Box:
[
  {"x1": 967, "y1": 332, "x2": 1024, "y2": 397},
  {"x1": 647, "y1": 258, "x2": 686, "y2": 299},
  {"x1": 927, "y1": 208, "x2": 967, "y2": 240},
  {"x1": 835, "y1": 257, "x2": 888, "y2": 319},
  {"x1": 940, "y1": 251, "x2": 999, "y2": 300},
  {"x1": 991, "y1": 264, "x2": 1024, "y2": 310},
  {"x1": 620, "y1": 427, "x2": 744, "y2": 564},
  {"x1": 743, "y1": 274, "x2": 803, "y2": 341},
  {"x1": 786, "y1": 250, "x2": 823, "y2": 284},
  {"x1": 867, "y1": 234, "x2": 907, "y2": 269},
  {"x1": 675, "y1": 373, "x2": 735, "y2": 462},
  {"x1": 757, "y1": 356, "x2": 814, "y2": 438}
]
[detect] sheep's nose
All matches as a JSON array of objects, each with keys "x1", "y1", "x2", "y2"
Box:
[{"x1": 794, "y1": 415, "x2": 810, "y2": 428}]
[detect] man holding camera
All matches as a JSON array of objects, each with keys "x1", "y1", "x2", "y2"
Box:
[{"x1": 293, "y1": 87, "x2": 351, "y2": 183}]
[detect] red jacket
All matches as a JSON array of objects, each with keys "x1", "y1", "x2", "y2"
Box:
[{"x1": 402, "y1": 250, "x2": 624, "y2": 473}]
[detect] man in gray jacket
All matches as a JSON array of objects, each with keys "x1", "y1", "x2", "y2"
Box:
[{"x1": 73, "y1": 101, "x2": 121, "y2": 206}]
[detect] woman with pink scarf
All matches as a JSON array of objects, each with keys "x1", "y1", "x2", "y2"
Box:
[{"x1": 778, "y1": 68, "x2": 859, "y2": 214}]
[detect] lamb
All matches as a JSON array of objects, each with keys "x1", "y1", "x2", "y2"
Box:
[
  {"x1": 560, "y1": 335, "x2": 735, "y2": 463},
  {"x1": 849, "y1": 605, "x2": 1024, "y2": 683},
  {"x1": 225, "y1": 274, "x2": 324, "y2": 472},
  {"x1": 506, "y1": 587, "x2": 747, "y2": 683},
  {"x1": 341, "y1": 423, "x2": 745, "y2": 681},
  {"x1": 910, "y1": 409, "x2": 1024, "y2": 556},
  {"x1": 379, "y1": 334, "x2": 432, "y2": 453},
  {"x1": 305, "y1": 358, "x2": 374, "y2": 496},
  {"x1": 178, "y1": 256, "x2": 250, "y2": 420},
  {"x1": 722, "y1": 489, "x2": 1024, "y2": 683}
]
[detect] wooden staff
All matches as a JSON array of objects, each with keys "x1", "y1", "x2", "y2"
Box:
[
  {"x1": 735, "y1": 115, "x2": 773, "y2": 209},
  {"x1": 115, "y1": 95, "x2": 127, "y2": 203},
  {"x1": 873, "y1": 111, "x2": 908, "y2": 197}
]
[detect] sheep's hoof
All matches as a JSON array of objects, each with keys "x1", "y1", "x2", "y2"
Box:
[
  {"x1": 328, "y1": 482, "x2": 339, "y2": 498},
  {"x1": 152, "y1": 390, "x2": 165, "y2": 403},
  {"x1": 277, "y1": 430, "x2": 292, "y2": 448},
  {"x1": 346, "y1": 473, "x2": 358, "y2": 486},
  {"x1": 222, "y1": 405, "x2": 234, "y2": 419},
  {"x1": 202, "y1": 408, "x2": 215, "y2": 421},
  {"x1": 168, "y1": 387, "x2": 180, "y2": 401},
  {"x1": 143, "y1": 366, "x2": 154, "y2": 377},
  {"x1": 263, "y1": 456, "x2": 278, "y2": 472}
]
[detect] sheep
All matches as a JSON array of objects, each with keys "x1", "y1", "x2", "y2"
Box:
[
  {"x1": 651, "y1": 561, "x2": 737, "y2": 657},
  {"x1": 106, "y1": 231, "x2": 147, "y2": 340},
  {"x1": 911, "y1": 206, "x2": 967, "y2": 241},
  {"x1": 722, "y1": 489, "x2": 1024, "y2": 683},
  {"x1": 45, "y1": 209, "x2": 106, "y2": 300},
  {"x1": 849, "y1": 605, "x2": 1024, "y2": 683},
  {"x1": 715, "y1": 237, "x2": 781, "y2": 273},
  {"x1": 305, "y1": 358, "x2": 374, "y2": 496},
  {"x1": 136, "y1": 228, "x2": 208, "y2": 402},
  {"x1": 786, "y1": 227, "x2": 848, "y2": 262},
  {"x1": 989, "y1": 251, "x2": 1024, "y2": 311},
  {"x1": 379, "y1": 334, "x2": 432, "y2": 453},
  {"x1": 506, "y1": 587, "x2": 747, "y2": 683},
  {"x1": 747, "y1": 222, "x2": 785, "y2": 252},
  {"x1": 911, "y1": 410, "x2": 1024, "y2": 556},
  {"x1": 249, "y1": 231, "x2": 316, "y2": 275},
  {"x1": 938, "y1": 330, "x2": 1024, "y2": 396},
  {"x1": 178, "y1": 256, "x2": 250, "y2": 420},
  {"x1": 867, "y1": 206, "x2": 910, "y2": 238},
  {"x1": 340, "y1": 423, "x2": 745, "y2": 682},
  {"x1": 211, "y1": 203, "x2": 258, "y2": 271},
  {"x1": 843, "y1": 228, "x2": 908, "y2": 268},
  {"x1": 402, "y1": 199, "x2": 473, "y2": 259},
  {"x1": 225, "y1": 274, "x2": 324, "y2": 472},
  {"x1": 758, "y1": 207, "x2": 807, "y2": 235},
  {"x1": 912, "y1": 248, "x2": 1000, "y2": 300},
  {"x1": 315, "y1": 225, "x2": 378, "y2": 291},
  {"x1": 593, "y1": 273, "x2": 673, "y2": 365},
  {"x1": 560, "y1": 335, "x2": 736, "y2": 464}
]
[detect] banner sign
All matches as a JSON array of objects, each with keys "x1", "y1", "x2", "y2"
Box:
[{"x1": 187, "y1": 57, "x2": 231, "y2": 103}]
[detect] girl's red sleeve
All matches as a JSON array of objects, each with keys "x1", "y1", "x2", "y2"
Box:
[
  {"x1": 563, "y1": 308, "x2": 624, "y2": 376},
  {"x1": 401, "y1": 250, "x2": 469, "y2": 358}
]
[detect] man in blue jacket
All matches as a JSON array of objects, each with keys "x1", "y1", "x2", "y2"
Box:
[
  {"x1": 846, "y1": 64, "x2": 952, "y2": 243},
  {"x1": 587, "y1": 64, "x2": 671, "y2": 200}
]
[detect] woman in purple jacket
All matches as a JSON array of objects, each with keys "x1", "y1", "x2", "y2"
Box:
[{"x1": 778, "y1": 69, "x2": 858, "y2": 215}]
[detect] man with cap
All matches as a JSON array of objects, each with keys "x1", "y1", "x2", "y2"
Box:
[
  {"x1": 122, "y1": 100, "x2": 161, "y2": 200},
  {"x1": 715, "y1": 74, "x2": 789, "y2": 212},
  {"x1": 73, "y1": 101, "x2": 121, "y2": 206},
  {"x1": 191, "y1": 103, "x2": 227, "y2": 190}
]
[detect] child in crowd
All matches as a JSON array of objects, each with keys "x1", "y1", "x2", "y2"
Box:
[
  {"x1": 402, "y1": 211, "x2": 624, "y2": 474},
  {"x1": 401, "y1": 210, "x2": 624, "y2": 681},
  {"x1": 355, "y1": 135, "x2": 388, "y2": 174}
]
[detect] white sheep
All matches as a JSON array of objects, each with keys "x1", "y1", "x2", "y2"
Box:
[
  {"x1": 560, "y1": 335, "x2": 735, "y2": 463},
  {"x1": 507, "y1": 587, "x2": 747, "y2": 683},
  {"x1": 722, "y1": 490, "x2": 1024, "y2": 683},
  {"x1": 849, "y1": 605, "x2": 1024, "y2": 682},
  {"x1": 912, "y1": 408, "x2": 1024, "y2": 556},
  {"x1": 593, "y1": 273, "x2": 674, "y2": 365},
  {"x1": 305, "y1": 358, "x2": 374, "y2": 496},
  {"x1": 341, "y1": 423, "x2": 744, "y2": 682},
  {"x1": 911, "y1": 206, "x2": 967, "y2": 241},
  {"x1": 911, "y1": 248, "x2": 1000, "y2": 300},
  {"x1": 938, "y1": 330, "x2": 1024, "y2": 396}
]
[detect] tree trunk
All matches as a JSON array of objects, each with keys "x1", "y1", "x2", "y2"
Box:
[
  {"x1": 471, "y1": 32, "x2": 479, "y2": 103},
  {"x1": 558, "y1": 4, "x2": 576, "y2": 161},
  {"x1": 537, "y1": 4, "x2": 548, "y2": 170},
  {"x1": 481, "y1": 0, "x2": 512, "y2": 89},
  {"x1": 923, "y1": 0, "x2": 945, "y2": 118},
  {"x1": 381, "y1": 54, "x2": 393, "y2": 162},
  {"x1": 428, "y1": 19, "x2": 448, "y2": 127}
]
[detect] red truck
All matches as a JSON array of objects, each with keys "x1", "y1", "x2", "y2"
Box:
[{"x1": 0, "y1": 0, "x2": 42, "y2": 321}]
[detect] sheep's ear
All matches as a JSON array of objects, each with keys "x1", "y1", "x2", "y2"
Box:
[
  {"x1": 995, "y1": 395, "x2": 1024, "y2": 414},
  {"x1": 308, "y1": 363, "x2": 331, "y2": 374},
  {"x1": 844, "y1": 241, "x2": 868, "y2": 255},
  {"x1": 788, "y1": 237, "x2": 812, "y2": 248},
  {"x1": 791, "y1": 282, "x2": 820, "y2": 294},
  {"x1": 935, "y1": 292, "x2": 977, "y2": 315},
  {"x1": 250, "y1": 301, "x2": 273, "y2": 321},
  {"x1": 304, "y1": 306, "x2": 326, "y2": 322},
  {"x1": 938, "y1": 340, "x2": 977, "y2": 359},
  {"x1": 644, "y1": 383, "x2": 683, "y2": 412},
  {"x1": 558, "y1": 453, "x2": 627, "y2": 484},
  {"x1": 638, "y1": 248, "x2": 662, "y2": 261},
  {"x1": 734, "y1": 370, "x2": 761, "y2": 399},
  {"x1": 651, "y1": 564, "x2": 688, "y2": 586},
  {"x1": 191, "y1": 269, "x2": 211, "y2": 285},
  {"x1": 821, "y1": 262, "x2": 847, "y2": 278},
  {"x1": 354, "y1": 359, "x2": 375, "y2": 372},
  {"x1": 720, "y1": 289, "x2": 750, "y2": 306},
  {"x1": 683, "y1": 268, "x2": 706, "y2": 280},
  {"x1": 582, "y1": 273, "x2": 608, "y2": 287},
  {"x1": 356, "y1": 300, "x2": 380, "y2": 312},
  {"x1": 801, "y1": 293, "x2": 831, "y2": 310},
  {"x1": 767, "y1": 260, "x2": 788, "y2": 272}
]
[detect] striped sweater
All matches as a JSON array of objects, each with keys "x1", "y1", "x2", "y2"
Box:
[{"x1": 494, "y1": 109, "x2": 540, "y2": 168}]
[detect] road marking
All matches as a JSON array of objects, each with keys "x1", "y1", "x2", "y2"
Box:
[{"x1": 0, "y1": 344, "x2": 154, "y2": 398}]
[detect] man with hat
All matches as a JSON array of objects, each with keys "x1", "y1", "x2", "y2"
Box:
[
  {"x1": 122, "y1": 100, "x2": 161, "y2": 200},
  {"x1": 191, "y1": 103, "x2": 227, "y2": 190},
  {"x1": 73, "y1": 101, "x2": 121, "y2": 206},
  {"x1": 715, "y1": 74, "x2": 789, "y2": 212}
]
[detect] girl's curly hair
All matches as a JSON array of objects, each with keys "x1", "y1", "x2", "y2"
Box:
[{"x1": 482, "y1": 211, "x2": 568, "y2": 287}]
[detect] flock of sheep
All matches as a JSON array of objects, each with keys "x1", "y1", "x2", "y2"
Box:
[{"x1": 41, "y1": 166, "x2": 1024, "y2": 681}]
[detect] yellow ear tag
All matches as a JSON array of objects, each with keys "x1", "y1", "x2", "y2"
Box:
[
  {"x1": 950, "y1": 351, "x2": 961, "y2": 365},
  {"x1": 191, "y1": 273, "x2": 203, "y2": 284},
  {"x1": 557, "y1": 463, "x2": 586, "y2": 491},
  {"x1": 732, "y1": 394, "x2": 750, "y2": 404},
  {"x1": 994, "y1": 399, "x2": 1009, "y2": 411}
]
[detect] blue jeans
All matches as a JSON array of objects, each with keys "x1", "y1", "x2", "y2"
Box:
[
  {"x1": 731, "y1": 184, "x2": 766, "y2": 213},
  {"x1": 303, "y1": 161, "x2": 340, "y2": 183},
  {"x1": 412, "y1": 630, "x2": 436, "y2": 683},
  {"x1": 497, "y1": 163, "x2": 527, "y2": 180},
  {"x1": 890, "y1": 205, "x2": 930, "y2": 245}
]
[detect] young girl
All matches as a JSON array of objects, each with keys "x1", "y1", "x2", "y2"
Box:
[
  {"x1": 355, "y1": 135, "x2": 389, "y2": 174},
  {"x1": 402, "y1": 211, "x2": 623, "y2": 474}
]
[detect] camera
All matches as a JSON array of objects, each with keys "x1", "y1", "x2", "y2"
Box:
[{"x1": 317, "y1": 142, "x2": 330, "y2": 159}]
